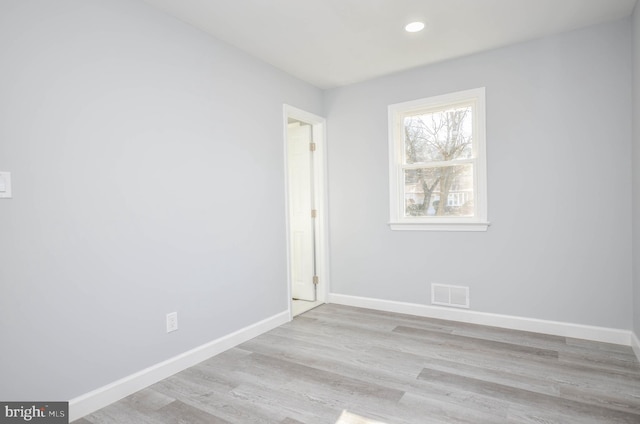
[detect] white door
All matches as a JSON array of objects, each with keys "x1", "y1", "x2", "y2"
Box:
[{"x1": 287, "y1": 122, "x2": 316, "y2": 301}]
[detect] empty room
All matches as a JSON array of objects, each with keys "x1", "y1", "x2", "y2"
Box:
[{"x1": 1, "y1": 0, "x2": 640, "y2": 423}]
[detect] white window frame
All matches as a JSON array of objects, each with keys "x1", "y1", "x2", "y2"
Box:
[{"x1": 388, "y1": 87, "x2": 489, "y2": 231}]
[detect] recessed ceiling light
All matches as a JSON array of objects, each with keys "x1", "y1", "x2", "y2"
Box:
[{"x1": 405, "y1": 21, "x2": 425, "y2": 33}]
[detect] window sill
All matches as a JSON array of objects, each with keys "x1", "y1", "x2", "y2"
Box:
[{"x1": 388, "y1": 221, "x2": 490, "y2": 231}]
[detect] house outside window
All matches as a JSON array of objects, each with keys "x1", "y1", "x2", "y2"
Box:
[{"x1": 388, "y1": 88, "x2": 489, "y2": 231}]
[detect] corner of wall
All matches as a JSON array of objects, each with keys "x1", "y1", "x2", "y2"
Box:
[
  {"x1": 633, "y1": 0, "x2": 640, "y2": 356},
  {"x1": 632, "y1": 331, "x2": 640, "y2": 363}
]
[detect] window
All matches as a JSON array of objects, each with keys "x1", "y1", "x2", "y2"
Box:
[{"x1": 388, "y1": 88, "x2": 488, "y2": 231}]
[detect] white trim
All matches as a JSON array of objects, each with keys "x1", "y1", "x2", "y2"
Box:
[
  {"x1": 283, "y1": 105, "x2": 330, "y2": 318},
  {"x1": 389, "y1": 222, "x2": 489, "y2": 231},
  {"x1": 328, "y1": 293, "x2": 632, "y2": 346},
  {"x1": 388, "y1": 87, "x2": 488, "y2": 231},
  {"x1": 68, "y1": 310, "x2": 290, "y2": 422},
  {"x1": 632, "y1": 331, "x2": 640, "y2": 363}
]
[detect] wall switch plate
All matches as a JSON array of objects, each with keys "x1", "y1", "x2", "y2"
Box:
[
  {"x1": 0, "y1": 172, "x2": 12, "y2": 198},
  {"x1": 166, "y1": 312, "x2": 178, "y2": 333}
]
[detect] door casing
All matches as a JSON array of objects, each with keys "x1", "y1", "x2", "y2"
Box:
[{"x1": 283, "y1": 105, "x2": 329, "y2": 318}]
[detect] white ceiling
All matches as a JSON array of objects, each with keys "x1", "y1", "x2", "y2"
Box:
[{"x1": 141, "y1": 0, "x2": 637, "y2": 89}]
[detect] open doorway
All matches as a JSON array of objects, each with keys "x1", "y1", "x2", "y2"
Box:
[{"x1": 284, "y1": 105, "x2": 328, "y2": 317}]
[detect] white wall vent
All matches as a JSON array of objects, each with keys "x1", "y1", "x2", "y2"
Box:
[{"x1": 431, "y1": 283, "x2": 470, "y2": 309}]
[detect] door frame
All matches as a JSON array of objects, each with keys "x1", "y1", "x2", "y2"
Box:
[{"x1": 283, "y1": 104, "x2": 329, "y2": 318}]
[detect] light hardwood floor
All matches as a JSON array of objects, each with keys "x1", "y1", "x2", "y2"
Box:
[{"x1": 73, "y1": 304, "x2": 640, "y2": 424}]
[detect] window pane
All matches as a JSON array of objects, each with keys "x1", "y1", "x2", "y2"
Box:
[
  {"x1": 404, "y1": 105, "x2": 473, "y2": 164},
  {"x1": 404, "y1": 164, "x2": 474, "y2": 217}
]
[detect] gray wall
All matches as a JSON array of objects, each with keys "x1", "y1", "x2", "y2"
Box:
[
  {"x1": 0, "y1": 0, "x2": 322, "y2": 400},
  {"x1": 633, "y1": 3, "x2": 640, "y2": 338},
  {"x1": 325, "y1": 19, "x2": 633, "y2": 330},
  {"x1": 1, "y1": 0, "x2": 636, "y2": 404}
]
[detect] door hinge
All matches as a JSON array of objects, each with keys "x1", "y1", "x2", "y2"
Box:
[
  {"x1": 313, "y1": 275, "x2": 319, "y2": 285},
  {"x1": 310, "y1": 142, "x2": 316, "y2": 152},
  {"x1": 311, "y1": 209, "x2": 317, "y2": 218}
]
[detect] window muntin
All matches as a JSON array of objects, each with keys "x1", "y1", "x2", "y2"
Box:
[{"x1": 388, "y1": 88, "x2": 488, "y2": 231}]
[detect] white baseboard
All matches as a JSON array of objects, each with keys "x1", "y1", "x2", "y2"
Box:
[
  {"x1": 632, "y1": 331, "x2": 640, "y2": 363},
  {"x1": 328, "y1": 293, "x2": 632, "y2": 346},
  {"x1": 68, "y1": 310, "x2": 290, "y2": 422}
]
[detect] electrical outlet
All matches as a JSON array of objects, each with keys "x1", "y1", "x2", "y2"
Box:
[{"x1": 166, "y1": 312, "x2": 178, "y2": 333}]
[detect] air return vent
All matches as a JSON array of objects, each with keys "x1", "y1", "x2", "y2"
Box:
[{"x1": 431, "y1": 283, "x2": 469, "y2": 309}]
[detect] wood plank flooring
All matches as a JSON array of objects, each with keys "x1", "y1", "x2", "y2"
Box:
[{"x1": 73, "y1": 304, "x2": 640, "y2": 424}]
